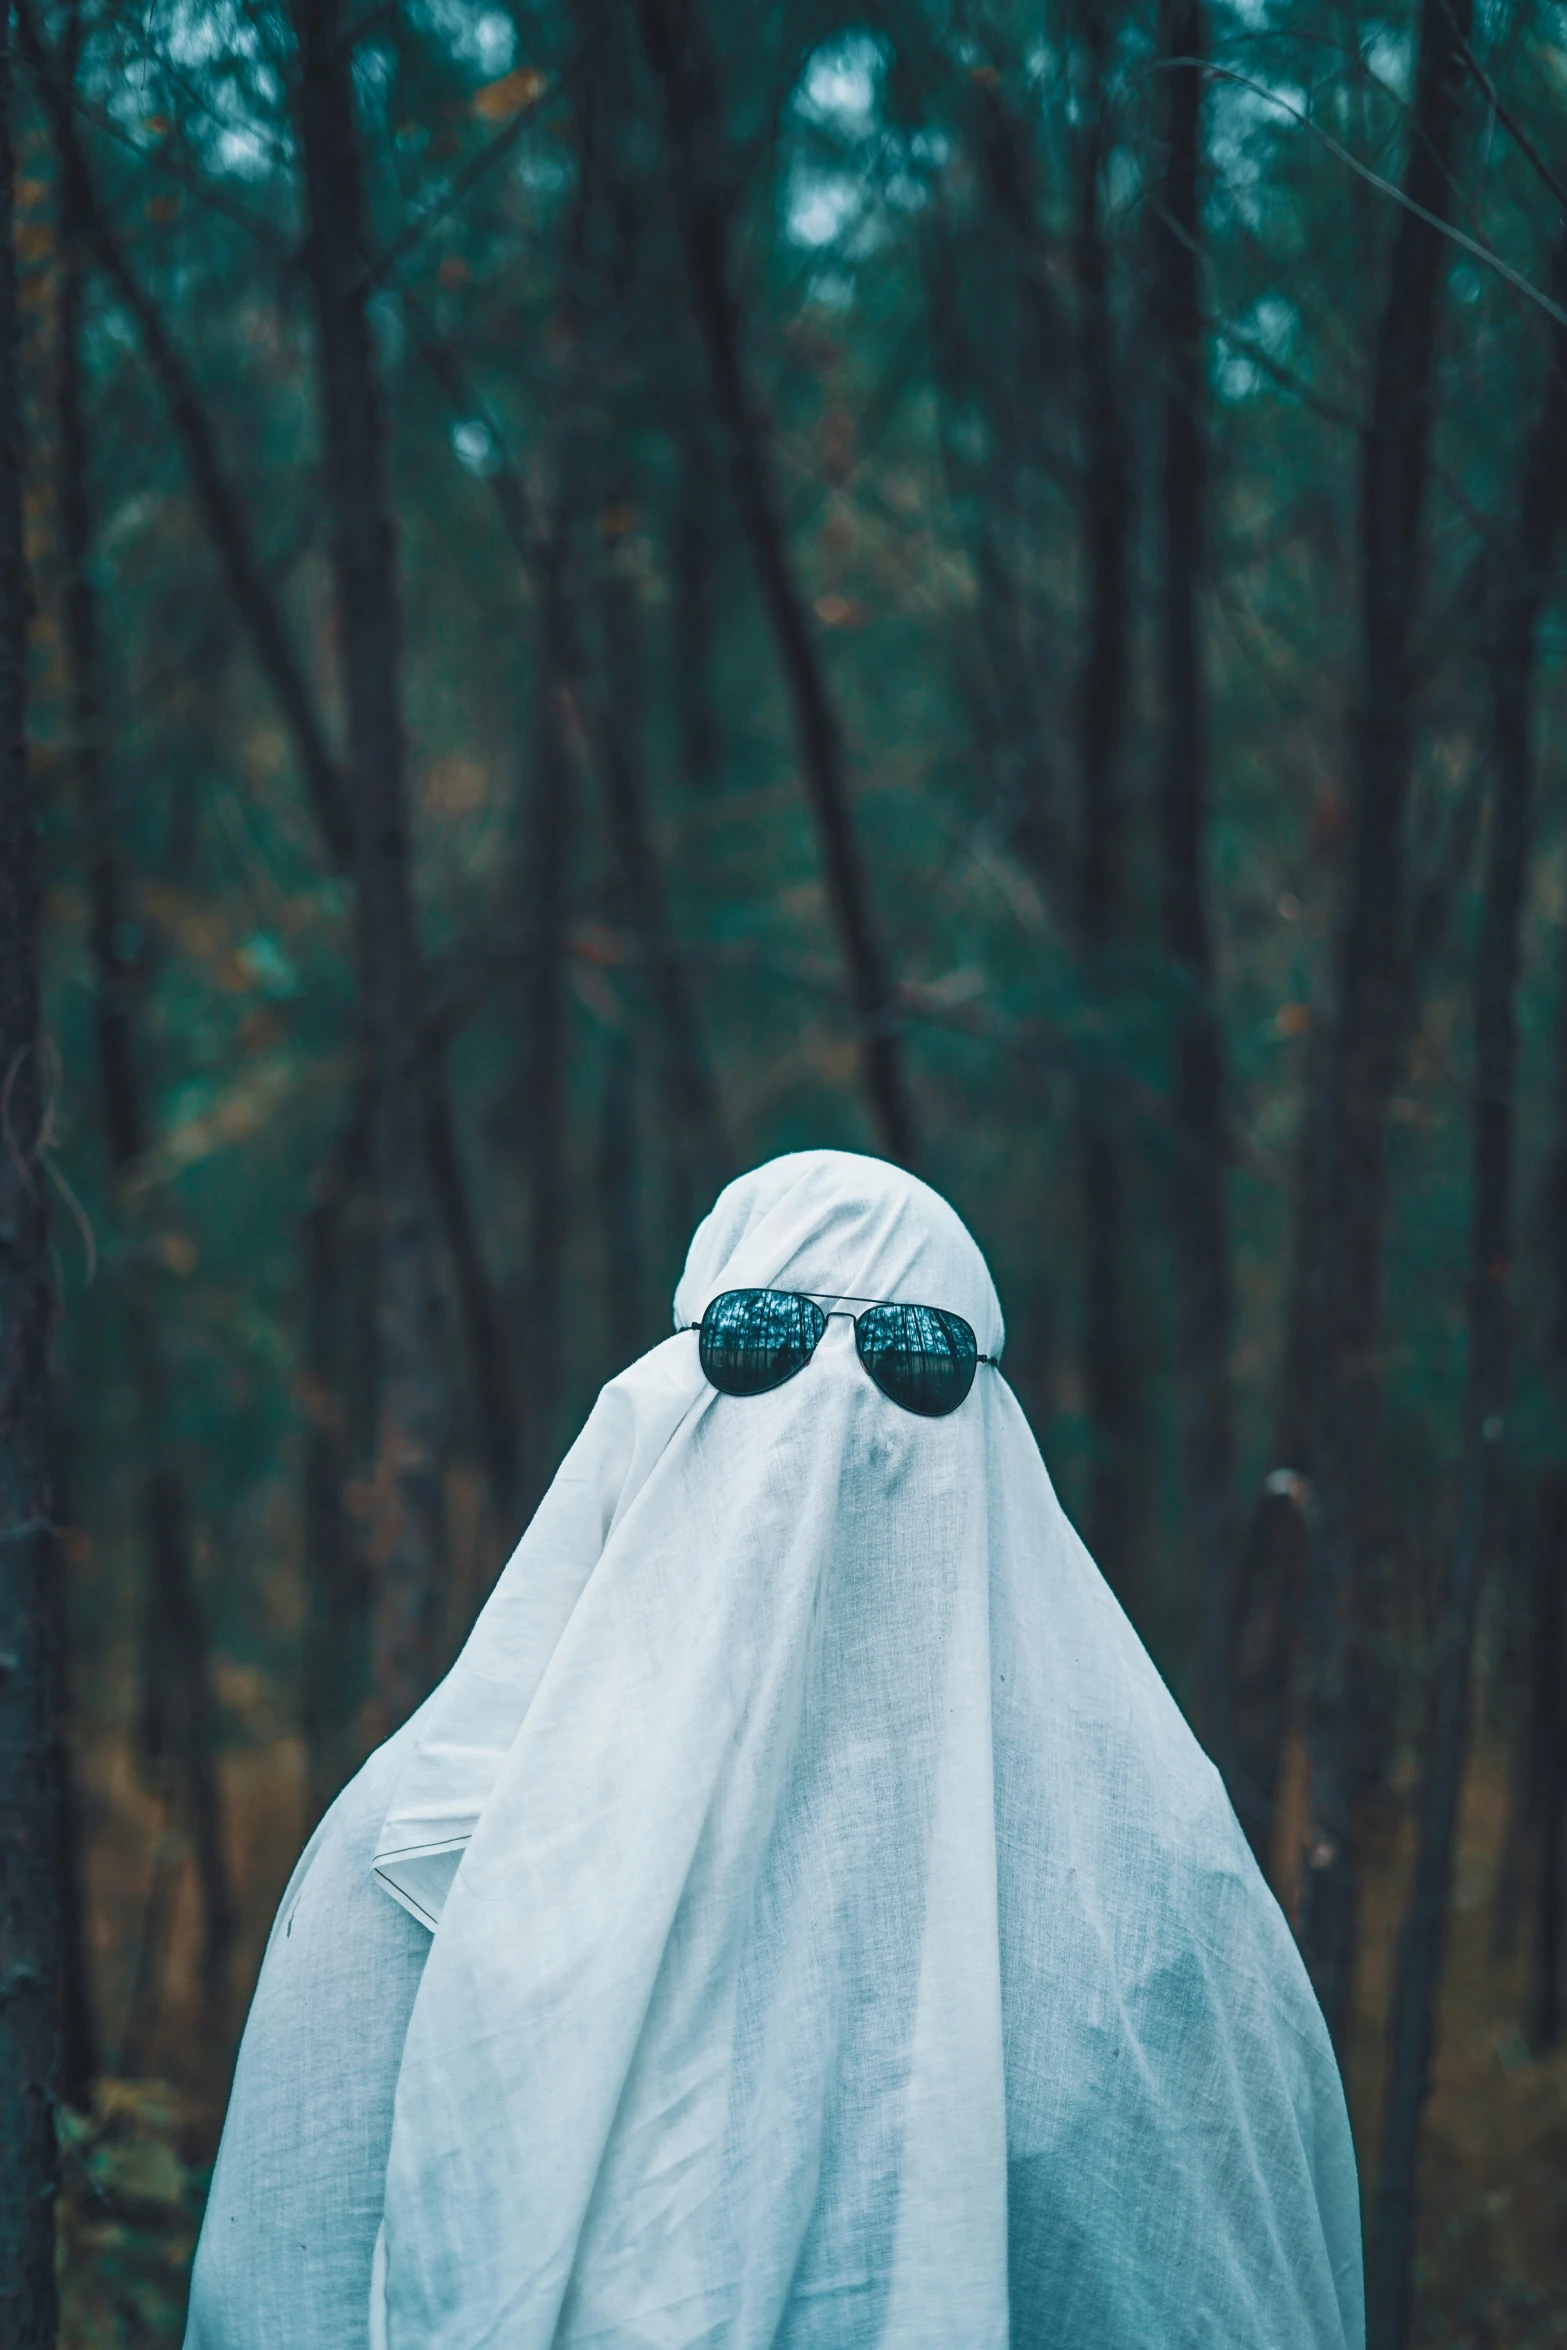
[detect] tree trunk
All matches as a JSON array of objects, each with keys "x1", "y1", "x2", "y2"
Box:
[
  {"x1": 116, "y1": 1805, "x2": 180, "y2": 2078},
  {"x1": 599, "y1": 1024, "x2": 644, "y2": 1370},
  {"x1": 1152, "y1": 0, "x2": 1237, "y2": 1766},
  {"x1": 424, "y1": 1042, "x2": 520, "y2": 1527},
  {"x1": 291, "y1": 0, "x2": 448, "y2": 1731},
  {"x1": 1299, "y1": 0, "x2": 1471, "y2": 2051},
  {"x1": 913, "y1": 167, "x2": 1065, "y2": 910},
  {"x1": 0, "y1": 0, "x2": 61, "y2": 2321},
  {"x1": 1229, "y1": 1470, "x2": 1308, "y2": 1873},
  {"x1": 674, "y1": 420, "x2": 724, "y2": 799},
  {"x1": 966, "y1": 49, "x2": 1069, "y2": 408},
  {"x1": 1071, "y1": 13, "x2": 1144, "y2": 1611},
  {"x1": 41, "y1": 18, "x2": 96, "y2": 2094},
  {"x1": 145, "y1": 1466, "x2": 235, "y2": 2037},
  {"x1": 635, "y1": 0, "x2": 916, "y2": 1168},
  {"x1": 1528, "y1": 1471, "x2": 1564, "y2": 2050},
  {"x1": 523, "y1": 509, "x2": 576, "y2": 1494},
  {"x1": 301, "y1": 1087, "x2": 375, "y2": 1827},
  {"x1": 47, "y1": 1403, "x2": 96, "y2": 2106},
  {"x1": 599, "y1": 510, "x2": 725, "y2": 1243},
  {"x1": 55, "y1": 52, "x2": 236, "y2": 2037},
  {"x1": 1229, "y1": 1100, "x2": 1317, "y2": 1874},
  {"x1": 1367, "y1": 229, "x2": 1566, "y2": 2349},
  {"x1": 1522, "y1": 400, "x2": 1567, "y2": 2048}
]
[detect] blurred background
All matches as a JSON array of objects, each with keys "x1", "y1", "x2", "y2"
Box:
[{"x1": 7, "y1": 0, "x2": 1566, "y2": 2338}]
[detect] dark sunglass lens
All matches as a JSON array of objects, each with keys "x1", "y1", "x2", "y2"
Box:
[
  {"x1": 855, "y1": 1304, "x2": 978, "y2": 1418},
  {"x1": 699, "y1": 1290, "x2": 826, "y2": 1398}
]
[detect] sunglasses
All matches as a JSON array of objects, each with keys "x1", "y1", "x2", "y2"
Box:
[{"x1": 689, "y1": 1288, "x2": 999, "y2": 1419}]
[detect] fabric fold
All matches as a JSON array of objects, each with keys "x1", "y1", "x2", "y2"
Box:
[{"x1": 372, "y1": 1336, "x2": 709, "y2": 1927}]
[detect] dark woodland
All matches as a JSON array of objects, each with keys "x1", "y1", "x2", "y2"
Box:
[{"x1": 0, "y1": 0, "x2": 1565, "y2": 2340}]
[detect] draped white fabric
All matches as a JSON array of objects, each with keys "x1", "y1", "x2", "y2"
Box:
[
  {"x1": 185, "y1": 1722, "x2": 430, "y2": 2348},
  {"x1": 187, "y1": 1149, "x2": 1364, "y2": 2350}
]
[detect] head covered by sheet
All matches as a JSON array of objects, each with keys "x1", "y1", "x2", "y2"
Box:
[{"x1": 190, "y1": 1149, "x2": 1364, "y2": 2350}]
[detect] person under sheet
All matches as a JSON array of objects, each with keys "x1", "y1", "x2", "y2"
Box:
[{"x1": 186, "y1": 1149, "x2": 1364, "y2": 2350}]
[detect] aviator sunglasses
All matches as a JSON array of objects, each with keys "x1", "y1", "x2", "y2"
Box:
[{"x1": 689, "y1": 1288, "x2": 999, "y2": 1419}]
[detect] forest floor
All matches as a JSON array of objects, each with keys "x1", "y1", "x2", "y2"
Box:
[{"x1": 53, "y1": 1727, "x2": 1567, "y2": 2347}]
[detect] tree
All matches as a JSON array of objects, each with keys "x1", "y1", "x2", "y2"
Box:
[
  {"x1": 1071, "y1": 4, "x2": 1145, "y2": 1611},
  {"x1": 1151, "y1": 0, "x2": 1237, "y2": 1770},
  {"x1": 1299, "y1": 0, "x2": 1473, "y2": 2050},
  {"x1": 52, "y1": 6, "x2": 234, "y2": 2041},
  {"x1": 0, "y1": 0, "x2": 61, "y2": 2328},
  {"x1": 290, "y1": 0, "x2": 450, "y2": 1727}
]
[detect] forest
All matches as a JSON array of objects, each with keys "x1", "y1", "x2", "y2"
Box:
[{"x1": 0, "y1": 0, "x2": 1564, "y2": 2340}]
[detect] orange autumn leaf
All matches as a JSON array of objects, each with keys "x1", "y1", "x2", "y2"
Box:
[{"x1": 473, "y1": 67, "x2": 547, "y2": 122}]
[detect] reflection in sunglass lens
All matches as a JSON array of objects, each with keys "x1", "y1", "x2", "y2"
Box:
[
  {"x1": 699, "y1": 1290, "x2": 827, "y2": 1398},
  {"x1": 855, "y1": 1303, "x2": 979, "y2": 1418}
]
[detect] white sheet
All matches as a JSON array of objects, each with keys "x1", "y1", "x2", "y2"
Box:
[
  {"x1": 190, "y1": 1149, "x2": 1364, "y2": 2349},
  {"x1": 184, "y1": 1722, "x2": 429, "y2": 2349}
]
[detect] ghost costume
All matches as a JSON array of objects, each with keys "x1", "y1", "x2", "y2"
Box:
[{"x1": 186, "y1": 1149, "x2": 1363, "y2": 2349}]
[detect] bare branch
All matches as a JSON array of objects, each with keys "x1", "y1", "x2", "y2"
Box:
[{"x1": 1177, "y1": 59, "x2": 1567, "y2": 331}]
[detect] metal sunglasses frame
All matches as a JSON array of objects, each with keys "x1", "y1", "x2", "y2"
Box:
[{"x1": 687, "y1": 1287, "x2": 1002, "y2": 1413}]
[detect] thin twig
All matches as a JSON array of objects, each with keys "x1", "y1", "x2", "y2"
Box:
[
  {"x1": 43, "y1": 1155, "x2": 98, "y2": 1287},
  {"x1": 1210, "y1": 313, "x2": 1361, "y2": 431},
  {"x1": 1441, "y1": 3, "x2": 1567, "y2": 220},
  {"x1": 0, "y1": 1046, "x2": 38, "y2": 1207},
  {"x1": 16, "y1": 44, "x2": 293, "y2": 252},
  {"x1": 358, "y1": 72, "x2": 565, "y2": 295},
  {"x1": 1168, "y1": 59, "x2": 1567, "y2": 331},
  {"x1": 24, "y1": 35, "x2": 574, "y2": 297},
  {"x1": 401, "y1": 292, "x2": 541, "y2": 570}
]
